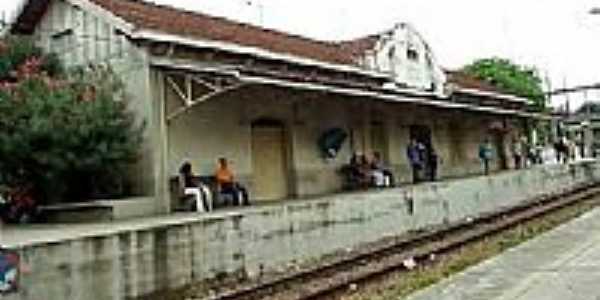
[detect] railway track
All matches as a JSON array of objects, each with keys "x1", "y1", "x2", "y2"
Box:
[{"x1": 208, "y1": 183, "x2": 600, "y2": 300}]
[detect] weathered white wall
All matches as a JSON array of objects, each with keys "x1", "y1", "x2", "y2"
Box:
[
  {"x1": 4, "y1": 161, "x2": 600, "y2": 300},
  {"x1": 166, "y1": 85, "x2": 356, "y2": 198},
  {"x1": 32, "y1": 0, "x2": 157, "y2": 200},
  {"x1": 33, "y1": 0, "x2": 133, "y2": 68},
  {"x1": 360, "y1": 23, "x2": 446, "y2": 95},
  {"x1": 165, "y1": 81, "x2": 516, "y2": 204}
]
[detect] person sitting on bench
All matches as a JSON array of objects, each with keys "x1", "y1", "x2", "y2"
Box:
[
  {"x1": 215, "y1": 158, "x2": 250, "y2": 206},
  {"x1": 370, "y1": 151, "x2": 395, "y2": 187},
  {"x1": 179, "y1": 160, "x2": 212, "y2": 212},
  {"x1": 356, "y1": 154, "x2": 372, "y2": 189}
]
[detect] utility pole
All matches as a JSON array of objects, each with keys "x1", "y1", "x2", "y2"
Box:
[
  {"x1": 564, "y1": 76, "x2": 571, "y2": 115},
  {"x1": 0, "y1": 11, "x2": 8, "y2": 37},
  {"x1": 0, "y1": 11, "x2": 6, "y2": 31},
  {"x1": 245, "y1": 0, "x2": 264, "y2": 26}
]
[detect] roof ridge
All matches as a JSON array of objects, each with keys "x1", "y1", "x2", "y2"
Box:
[{"x1": 102, "y1": 0, "x2": 344, "y2": 47}]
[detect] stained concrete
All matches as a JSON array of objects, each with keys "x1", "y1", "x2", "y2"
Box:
[
  {"x1": 405, "y1": 200, "x2": 600, "y2": 300},
  {"x1": 1, "y1": 161, "x2": 599, "y2": 300}
]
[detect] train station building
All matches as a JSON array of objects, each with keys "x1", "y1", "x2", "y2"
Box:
[
  {"x1": 13, "y1": 0, "x2": 544, "y2": 213},
  {"x1": 8, "y1": 3, "x2": 600, "y2": 300}
]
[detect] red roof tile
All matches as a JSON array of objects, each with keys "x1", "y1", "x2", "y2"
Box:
[
  {"x1": 89, "y1": 0, "x2": 370, "y2": 65},
  {"x1": 13, "y1": 0, "x2": 520, "y2": 99},
  {"x1": 446, "y1": 70, "x2": 509, "y2": 95}
]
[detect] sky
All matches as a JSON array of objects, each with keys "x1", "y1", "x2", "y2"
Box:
[{"x1": 2, "y1": 0, "x2": 600, "y2": 110}]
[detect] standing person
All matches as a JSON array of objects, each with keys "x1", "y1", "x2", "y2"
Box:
[
  {"x1": 179, "y1": 161, "x2": 212, "y2": 212},
  {"x1": 553, "y1": 139, "x2": 562, "y2": 164},
  {"x1": 479, "y1": 138, "x2": 493, "y2": 175},
  {"x1": 426, "y1": 146, "x2": 439, "y2": 181},
  {"x1": 406, "y1": 139, "x2": 424, "y2": 184},
  {"x1": 559, "y1": 137, "x2": 569, "y2": 164},
  {"x1": 512, "y1": 137, "x2": 522, "y2": 169},
  {"x1": 521, "y1": 136, "x2": 534, "y2": 168},
  {"x1": 215, "y1": 158, "x2": 250, "y2": 206},
  {"x1": 568, "y1": 139, "x2": 577, "y2": 162}
]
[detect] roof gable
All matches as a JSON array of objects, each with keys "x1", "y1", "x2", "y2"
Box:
[{"x1": 12, "y1": 0, "x2": 529, "y2": 102}]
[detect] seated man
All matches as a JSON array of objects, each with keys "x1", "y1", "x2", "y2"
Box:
[
  {"x1": 179, "y1": 161, "x2": 212, "y2": 212},
  {"x1": 215, "y1": 158, "x2": 250, "y2": 206}
]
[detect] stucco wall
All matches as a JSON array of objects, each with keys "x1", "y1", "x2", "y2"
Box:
[
  {"x1": 32, "y1": 0, "x2": 156, "y2": 199},
  {"x1": 4, "y1": 161, "x2": 599, "y2": 300},
  {"x1": 165, "y1": 82, "x2": 519, "y2": 203},
  {"x1": 361, "y1": 23, "x2": 446, "y2": 95},
  {"x1": 33, "y1": 0, "x2": 133, "y2": 67}
]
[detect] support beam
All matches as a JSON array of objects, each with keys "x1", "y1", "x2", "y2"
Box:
[
  {"x1": 153, "y1": 70, "x2": 170, "y2": 214},
  {"x1": 166, "y1": 75, "x2": 190, "y2": 106},
  {"x1": 164, "y1": 70, "x2": 246, "y2": 123},
  {"x1": 166, "y1": 82, "x2": 246, "y2": 122}
]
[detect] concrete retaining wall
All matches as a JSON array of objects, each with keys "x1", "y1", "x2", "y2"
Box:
[{"x1": 4, "y1": 161, "x2": 600, "y2": 300}]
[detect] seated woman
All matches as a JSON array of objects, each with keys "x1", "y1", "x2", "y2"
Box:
[
  {"x1": 215, "y1": 158, "x2": 250, "y2": 206},
  {"x1": 356, "y1": 154, "x2": 373, "y2": 189},
  {"x1": 179, "y1": 161, "x2": 212, "y2": 212},
  {"x1": 370, "y1": 151, "x2": 394, "y2": 187}
]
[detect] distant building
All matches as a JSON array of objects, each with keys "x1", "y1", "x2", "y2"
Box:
[
  {"x1": 12, "y1": 0, "x2": 546, "y2": 214},
  {"x1": 563, "y1": 102, "x2": 600, "y2": 158}
]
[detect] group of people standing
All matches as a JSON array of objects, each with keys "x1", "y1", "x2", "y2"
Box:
[
  {"x1": 553, "y1": 137, "x2": 577, "y2": 164},
  {"x1": 406, "y1": 139, "x2": 439, "y2": 184},
  {"x1": 480, "y1": 136, "x2": 546, "y2": 176}
]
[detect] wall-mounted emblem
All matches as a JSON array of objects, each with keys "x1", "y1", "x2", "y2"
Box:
[{"x1": 318, "y1": 128, "x2": 348, "y2": 160}]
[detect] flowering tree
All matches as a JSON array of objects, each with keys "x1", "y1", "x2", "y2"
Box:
[{"x1": 0, "y1": 36, "x2": 143, "y2": 204}]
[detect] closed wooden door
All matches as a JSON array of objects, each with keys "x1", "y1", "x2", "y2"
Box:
[
  {"x1": 251, "y1": 125, "x2": 288, "y2": 201},
  {"x1": 371, "y1": 122, "x2": 387, "y2": 160},
  {"x1": 494, "y1": 133, "x2": 508, "y2": 170}
]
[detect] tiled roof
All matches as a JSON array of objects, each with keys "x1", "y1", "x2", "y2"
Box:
[
  {"x1": 89, "y1": 0, "x2": 373, "y2": 65},
  {"x1": 13, "y1": 0, "x2": 524, "y2": 100},
  {"x1": 446, "y1": 70, "x2": 508, "y2": 95}
]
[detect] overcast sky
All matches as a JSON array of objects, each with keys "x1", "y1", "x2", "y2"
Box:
[{"x1": 2, "y1": 0, "x2": 600, "y2": 109}]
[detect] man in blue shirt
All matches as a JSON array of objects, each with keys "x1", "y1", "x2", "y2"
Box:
[
  {"x1": 479, "y1": 138, "x2": 493, "y2": 175},
  {"x1": 407, "y1": 139, "x2": 424, "y2": 183}
]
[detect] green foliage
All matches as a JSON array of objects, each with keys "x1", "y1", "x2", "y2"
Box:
[
  {"x1": 0, "y1": 35, "x2": 63, "y2": 79},
  {"x1": 0, "y1": 38, "x2": 142, "y2": 203},
  {"x1": 462, "y1": 58, "x2": 546, "y2": 110}
]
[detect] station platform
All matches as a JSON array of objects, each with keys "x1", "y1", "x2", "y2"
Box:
[
  {"x1": 1, "y1": 161, "x2": 599, "y2": 300},
  {"x1": 406, "y1": 206, "x2": 600, "y2": 300}
]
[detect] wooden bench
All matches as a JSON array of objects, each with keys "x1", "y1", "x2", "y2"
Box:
[{"x1": 169, "y1": 176, "x2": 243, "y2": 212}]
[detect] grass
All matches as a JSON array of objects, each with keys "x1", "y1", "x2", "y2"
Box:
[{"x1": 338, "y1": 196, "x2": 600, "y2": 300}]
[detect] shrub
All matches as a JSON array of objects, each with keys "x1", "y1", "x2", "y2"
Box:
[{"x1": 0, "y1": 37, "x2": 143, "y2": 204}]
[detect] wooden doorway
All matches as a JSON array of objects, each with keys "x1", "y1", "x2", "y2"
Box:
[
  {"x1": 493, "y1": 132, "x2": 508, "y2": 170},
  {"x1": 251, "y1": 120, "x2": 289, "y2": 202},
  {"x1": 371, "y1": 122, "x2": 388, "y2": 161},
  {"x1": 409, "y1": 125, "x2": 432, "y2": 147}
]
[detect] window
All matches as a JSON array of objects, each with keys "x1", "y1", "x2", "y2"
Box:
[
  {"x1": 426, "y1": 55, "x2": 433, "y2": 68},
  {"x1": 50, "y1": 28, "x2": 74, "y2": 53},
  {"x1": 388, "y1": 46, "x2": 396, "y2": 61},
  {"x1": 407, "y1": 48, "x2": 419, "y2": 61},
  {"x1": 594, "y1": 129, "x2": 600, "y2": 140}
]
